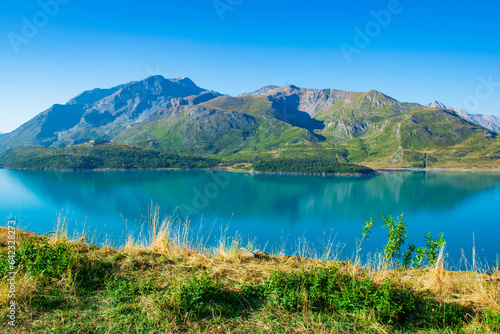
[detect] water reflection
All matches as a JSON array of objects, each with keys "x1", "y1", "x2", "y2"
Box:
[
  {"x1": 1, "y1": 169, "x2": 499, "y2": 264},
  {"x1": 7, "y1": 170, "x2": 500, "y2": 221}
]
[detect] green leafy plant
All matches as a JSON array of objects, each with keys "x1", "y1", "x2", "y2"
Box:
[
  {"x1": 6, "y1": 238, "x2": 75, "y2": 282},
  {"x1": 382, "y1": 214, "x2": 407, "y2": 268},
  {"x1": 402, "y1": 242, "x2": 415, "y2": 269},
  {"x1": 425, "y1": 232, "x2": 445, "y2": 266},
  {"x1": 365, "y1": 215, "x2": 445, "y2": 269},
  {"x1": 355, "y1": 218, "x2": 373, "y2": 266}
]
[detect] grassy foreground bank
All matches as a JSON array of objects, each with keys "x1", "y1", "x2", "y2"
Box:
[{"x1": 0, "y1": 225, "x2": 499, "y2": 333}]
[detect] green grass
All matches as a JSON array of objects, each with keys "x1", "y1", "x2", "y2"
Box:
[{"x1": 262, "y1": 267, "x2": 469, "y2": 330}]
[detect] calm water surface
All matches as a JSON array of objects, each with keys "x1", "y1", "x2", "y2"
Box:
[{"x1": 1, "y1": 169, "x2": 499, "y2": 267}]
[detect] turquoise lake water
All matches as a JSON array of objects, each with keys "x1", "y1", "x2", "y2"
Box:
[{"x1": 1, "y1": 169, "x2": 499, "y2": 268}]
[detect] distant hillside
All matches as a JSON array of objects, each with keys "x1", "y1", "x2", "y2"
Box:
[
  {"x1": 0, "y1": 143, "x2": 220, "y2": 170},
  {"x1": 426, "y1": 101, "x2": 500, "y2": 133},
  {"x1": 0, "y1": 76, "x2": 499, "y2": 169},
  {"x1": 0, "y1": 143, "x2": 378, "y2": 175}
]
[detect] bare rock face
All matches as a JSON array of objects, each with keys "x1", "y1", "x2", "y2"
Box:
[
  {"x1": 255, "y1": 85, "x2": 352, "y2": 118},
  {"x1": 454, "y1": 110, "x2": 500, "y2": 133},
  {"x1": 334, "y1": 121, "x2": 372, "y2": 138},
  {"x1": 239, "y1": 84, "x2": 354, "y2": 117},
  {"x1": 239, "y1": 85, "x2": 279, "y2": 97},
  {"x1": 426, "y1": 100, "x2": 448, "y2": 109},
  {"x1": 182, "y1": 108, "x2": 258, "y2": 139}
]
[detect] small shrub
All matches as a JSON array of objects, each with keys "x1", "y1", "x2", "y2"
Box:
[
  {"x1": 366, "y1": 215, "x2": 446, "y2": 269},
  {"x1": 382, "y1": 214, "x2": 407, "y2": 268},
  {"x1": 0, "y1": 238, "x2": 113, "y2": 293},
  {"x1": 425, "y1": 232, "x2": 445, "y2": 266},
  {"x1": 1, "y1": 238, "x2": 75, "y2": 282}
]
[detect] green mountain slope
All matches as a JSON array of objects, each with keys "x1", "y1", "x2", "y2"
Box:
[{"x1": 323, "y1": 107, "x2": 499, "y2": 168}]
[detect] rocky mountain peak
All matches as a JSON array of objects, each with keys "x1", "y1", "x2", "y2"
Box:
[
  {"x1": 426, "y1": 100, "x2": 448, "y2": 109},
  {"x1": 238, "y1": 85, "x2": 280, "y2": 97}
]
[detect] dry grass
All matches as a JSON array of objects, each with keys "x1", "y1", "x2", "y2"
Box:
[{"x1": 0, "y1": 227, "x2": 43, "y2": 251}]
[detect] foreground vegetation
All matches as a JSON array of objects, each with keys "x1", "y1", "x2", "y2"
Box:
[{"x1": 0, "y1": 215, "x2": 499, "y2": 333}]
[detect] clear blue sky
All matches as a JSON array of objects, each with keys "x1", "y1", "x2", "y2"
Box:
[{"x1": 1, "y1": 0, "x2": 499, "y2": 132}]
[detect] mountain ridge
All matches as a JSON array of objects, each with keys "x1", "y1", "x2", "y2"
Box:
[
  {"x1": 1, "y1": 76, "x2": 499, "y2": 169},
  {"x1": 0, "y1": 76, "x2": 221, "y2": 151}
]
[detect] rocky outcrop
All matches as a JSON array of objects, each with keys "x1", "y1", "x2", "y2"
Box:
[
  {"x1": 453, "y1": 110, "x2": 500, "y2": 133},
  {"x1": 239, "y1": 85, "x2": 279, "y2": 97},
  {"x1": 265, "y1": 85, "x2": 353, "y2": 118},
  {"x1": 333, "y1": 120, "x2": 372, "y2": 138}
]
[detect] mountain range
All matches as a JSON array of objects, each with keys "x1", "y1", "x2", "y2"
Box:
[{"x1": 1, "y1": 76, "x2": 499, "y2": 169}]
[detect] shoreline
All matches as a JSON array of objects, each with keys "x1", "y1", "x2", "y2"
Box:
[
  {"x1": 1, "y1": 165, "x2": 376, "y2": 176},
  {"x1": 3, "y1": 165, "x2": 500, "y2": 175},
  {"x1": 374, "y1": 167, "x2": 500, "y2": 173}
]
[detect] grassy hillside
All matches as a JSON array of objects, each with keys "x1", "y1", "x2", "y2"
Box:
[
  {"x1": 116, "y1": 96, "x2": 318, "y2": 156},
  {"x1": 317, "y1": 107, "x2": 500, "y2": 168},
  {"x1": 115, "y1": 92, "x2": 500, "y2": 169},
  {"x1": 0, "y1": 146, "x2": 55, "y2": 166},
  {"x1": 1, "y1": 220, "x2": 499, "y2": 333}
]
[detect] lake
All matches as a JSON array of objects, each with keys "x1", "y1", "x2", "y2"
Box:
[{"x1": 1, "y1": 169, "x2": 499, "y2": 269}]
